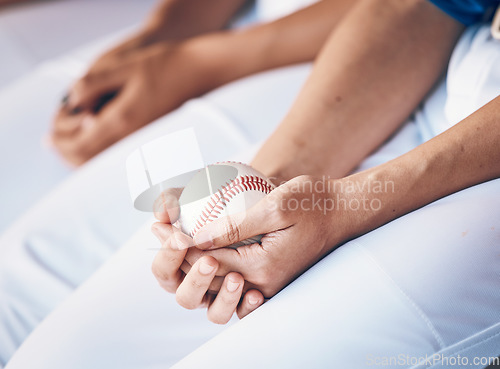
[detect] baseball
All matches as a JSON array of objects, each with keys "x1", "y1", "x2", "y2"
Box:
[{"x1": 178, "y1": 162, "x2": 275, "y2": 248}]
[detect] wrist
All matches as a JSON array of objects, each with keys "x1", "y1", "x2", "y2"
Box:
[
  {"x1": 325, "y1": 172, "x2": 393, "y2": 246},
  {"x1": 178, "y1": 31, "x2": 263, "y2": 91}
]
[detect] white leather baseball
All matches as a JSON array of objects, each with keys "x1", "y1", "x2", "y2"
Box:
[{"x1": 178, "y1": 162, "x2": 275, "y2": 247}]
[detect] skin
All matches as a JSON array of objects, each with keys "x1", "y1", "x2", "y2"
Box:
[
  {"x1": 51, "y1": 0, "x2": 357, "y2": 166},
  {"x1": 51, "y1": 0, "x2": 246, "y2": 166},
  {"x1": 0, "y1": 0, "x2": 40, "y2": 5},
  {"x1": 151, "y1": 208, "x2": 264, "y2": 324},
  {"x1": 146, "y1": 0, "x2": 362, "y2": 323},
  {"x1": 174, "y1": 96, "x2": 500, "y2": 298},
  {"x1": 152, "y1": 0, "x2": 499, "y2": 322}
]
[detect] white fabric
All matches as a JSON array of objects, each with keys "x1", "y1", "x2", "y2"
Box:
[
  {"x1": 0, "y1": 28, "x2": 150, "y2": 233},
  {"x1": 0, "y1": 0, "x2": 156, "y2": 89},
  {"x1": 0, "y1": 61, "x2": 311, "y2": 367},
  {"x1": 1, "y1": 21, "x2": 499, "y2": 369},
  {"x1": 0, "y1": 0, "x2": 290, "y2": 234},
  {"x1": 256, "y1": 0, "x2": 319, "y2": 22}
]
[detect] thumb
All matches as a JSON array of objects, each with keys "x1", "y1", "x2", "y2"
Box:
[
  {"x1": 154, "y1": 188, "x2": 184, "y2": 224},
  {"x1": 193, "y1": 195, "x2": 283, "y2": 250}
]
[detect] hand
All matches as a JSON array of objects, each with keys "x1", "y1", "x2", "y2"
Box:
[
  {"x1": 60, "y1": 28, "x2": 163, "y2": 113},
  {"x1": 51, "y1": 28, "x2": 162, "y2": 152},
  {"x1": 180, "y1": 175, "x2": 362, "y2": 298},
  {"x1": 151, "y1": 189, "x2": 265, "y2": 324},
  {"x1": 50, "y1": 38, "x2": 214, "y2": 166}
]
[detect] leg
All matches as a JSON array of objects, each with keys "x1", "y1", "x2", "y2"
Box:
[
  {"x1": 5, "y1": 222, "x2": 228, "y2": 369},
  {"x1": 8, "y1": 169, "x2": 498, "y2": 369},
  {"x1": 0, "y1": 28, "x2": 143, "y2": 233},
  {"x1": 0, "y1": 63, "x2": 311, "y2": 367},
  {"x1": 0, "y1": 104, "x2": 426, "y2": 368},
  {"x1": 172, "y1": 179, "x2": 500, "y2": 369}
]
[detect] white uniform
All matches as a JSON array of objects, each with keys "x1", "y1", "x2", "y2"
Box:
[
  {"x1": 0, "y1": 0, "x2": 156, "y2": 89},
  {"x1": 0, "y1": 2, "x2": 499, "y2": 368}
]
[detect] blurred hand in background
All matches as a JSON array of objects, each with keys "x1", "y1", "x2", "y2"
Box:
[{"x1": 50, "y1": 0, "x2": 246, "y2": 166}]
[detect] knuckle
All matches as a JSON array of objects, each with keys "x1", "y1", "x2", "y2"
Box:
[
  {"x1": 161, "y1": 251, "x2": 181, "y2": 267},
  {"x1": 224, "y1": 218, "x2": 241, "y2": 244},
  {"x1": 189, "y1": 278, "x2": 205, "y2": 291},
  {"x1": 221, "y1": 294, "x2": 240, "y2": 307}
]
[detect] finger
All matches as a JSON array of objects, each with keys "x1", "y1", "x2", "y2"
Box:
[
  {"x1": 152, "y1": 222, "x2": 194, "y2": 249},
  {"x1": 206, "y1": 273, "x2": 244, "y2": 324},
  {"x1": 154, "y1": 188, "x2": 183, "y2": 223},
  {"x1": 67, "y1": 68, "x2": 126, "y2": 111},
  {"x1": 192, "y1": 194, "x2": 286, "y2": 250},
  {"x1": 151, "y1": 223, "x2": 189, "y2": 293},
  {"x1": 92, "y1": 91, "x2": 118, "y2": 114},
  {"x1": 184, "y1": 243, "x2": 260, "y2": 277},
  {"x1": 51, "y1": 107, "x2": 87, "y2": 136},
  {"x1": 73, "y1": 78, "x2": 151, "y2": 154},
  {"x1": 237, "y1": 289, "x2": 265, "y2": 319},
  {"x1": 50, "y1": 115, "x2": 109, "y2": 166},
  {"x1": 53, "y1": 89, "x2": 138, "y2": 165},
  {"x1": 175, "y1": 256, "x2": 218, "y2": 310},
  {"x1": 180, "y1": 258, "x2": 224, "y2": 294}
]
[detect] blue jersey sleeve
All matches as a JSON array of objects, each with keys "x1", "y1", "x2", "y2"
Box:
[{"x1": 428, "y1": 0, "x2": 499, "y2": 25}]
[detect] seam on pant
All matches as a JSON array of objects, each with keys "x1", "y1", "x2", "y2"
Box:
[
  {"x1": 421, "y1": 328, "x2": 500, "y2": 368},
  {"x1": 352, "y1": 241, "x2": 446, "y2": 350}
]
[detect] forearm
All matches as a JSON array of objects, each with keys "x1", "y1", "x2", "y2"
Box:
[
  {"x1": 183, "y1": 0, "x2": 357, "y2": 91},
  {"x1": 339, "y1": 95, "x2": 500, "y2": 242},
  {"x1": 0, "y1": 0, "x2": 39, "y2": 5},
  {"x1": 252, "y1": 0, "x2": 464, "y2": 182},
  {"x1": 143, "y1": 0, "x2": 248, "y2": 41}
]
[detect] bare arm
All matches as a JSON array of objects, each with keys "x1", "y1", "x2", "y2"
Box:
[
  {"x1": 140, "y1": 0, "x2": 248, "y2": 42},
  {"x1": 0, "y1": 0, "x2": 41, "y2": 6},
  {"x1": 54, "y1": 0, "x2": 360, "y2": 165},
  {"x1": 177, "y1": 94, "x2": 500, "y2": 300},
  {"x1": 182, "y1": 0, "x2": 359, "y2": 89},
  {"x1": 344, "y1": 96, "x2": 500, "y2": 240},
  {"x1": 251, "y1": 0, "x2": 464, "y2": 182}
]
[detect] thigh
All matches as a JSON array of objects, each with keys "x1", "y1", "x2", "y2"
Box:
[
  {"x1": 4, "y1": 223, "x2": 228, "y2": 369},
  {"x1": 0, "y1": 64, "x2": 311, "y2": 367},
  {"x1": 6, "y1": 138, "x2": 499, "y2": 369},
  {"x1": 0, "y1": 29, "x2": 135, "y2": 233},
  {"x1": 173, "y1": 178, "x2": 500, "y2": 369}
]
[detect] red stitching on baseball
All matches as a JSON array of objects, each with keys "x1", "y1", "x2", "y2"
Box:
[{"x1": 189, "y1": 173, "x2": 274, "y2": 237}]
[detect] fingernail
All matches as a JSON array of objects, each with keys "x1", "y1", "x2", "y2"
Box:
[
  {"x1": 248, "y1": 297, "x2": 260, "y2": 305},
  {"x1": 194, "y1": 230, "x2": 213, "y2": 248},
  {"x1": 199, "y1": 261, "x2": 215, "y2": 275},
  {"x1": 226, "y1": 278, "x2": 240, "y2": 293},
  {"x1": 172, "y1": 232, "x2": 190, "y2": 250}
]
